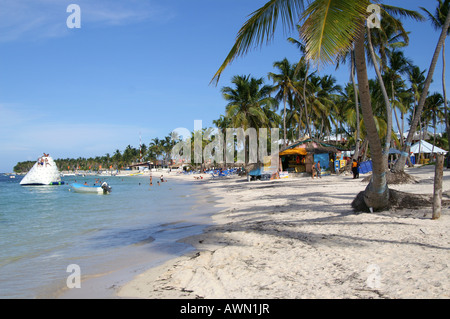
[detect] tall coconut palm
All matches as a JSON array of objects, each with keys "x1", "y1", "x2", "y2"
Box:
[
  {"x1": 421, "y1": 0, "x2": 450, "y2": 152},
  {"x1": 222, "y1": 75, "x2": 276, "y2": 130},
  {"x1": 365, "y1": 7, "x2": 423, "y2": 163},
  {"x1": 423, "y1": 92, "x2": 445, "y2": 154},
  {"x1": 268, "y1": 58, "x2": 298, "y2": 146},
  {"x1": 334, "y1": 48, "x2": 362, "y2": 158},
  {"x1": 383, "y1": 49, "x2": 413, "y2": 143},
  {"x1": 213, "y1": 114, "x2": 233, "y2": 166},
  {"x1": 407, "y1": 65, "x2": 427, "y2": 155},
  {"x1": 288, "y1": 32, "x2": 313, "y2": 138},
  {"x1": 222, "y1": 75, "x2": 278, "y2": 164},
  {"x1": 346, "y1": 6, "x2": 421, "y2": 159},
  {"x1": 393, "y1": 6, "x2": 450, "y2": 172}
]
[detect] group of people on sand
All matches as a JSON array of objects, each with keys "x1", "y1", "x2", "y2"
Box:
[
  {"x1": 311, "y1": 161, "x2": 322, "y2": 179},
  {"x1": 311, "y1": 159, "x2": 360, "y2": 179},
  {"x1": 150, "y1": 174, "x2": 166, "y2": 186}
]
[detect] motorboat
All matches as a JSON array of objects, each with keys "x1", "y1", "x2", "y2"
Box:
[
  {"x1": 20, "y1": 154, "x2": 64, "y2": 186},
  {"x1": 71, "y1": 182, "x2": 112, "y2": 194}
]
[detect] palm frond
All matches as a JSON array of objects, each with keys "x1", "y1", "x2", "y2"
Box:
[
  {"x1": 300, "y1": 0, "x2": 369, "y2": 67},
  {"x1": 382, "y1": 4, "x2": 425, "y2": 22},
  {"x1": 211, "y1": 0, "x2": 306, "y2": 84}
]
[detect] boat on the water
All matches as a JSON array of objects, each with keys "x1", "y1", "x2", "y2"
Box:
[
  {"x1": 20, "y1": 154, "x2": 64, "y2": 186},
  {"x1": 71, "y1": 182, "x2": 112, "y2": 194}
]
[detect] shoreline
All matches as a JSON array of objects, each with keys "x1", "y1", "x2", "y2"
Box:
[
  {"x1": 55, "y1": 175, "x2": 220, "y2": 299},
  {"x1": 117, "y1": 166, "x2": 450, "y2": 299}
]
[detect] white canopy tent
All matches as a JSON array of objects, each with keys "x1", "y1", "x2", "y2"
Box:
[{"x1": 410, "y1": 140, "x2": 447, "y2": 154}]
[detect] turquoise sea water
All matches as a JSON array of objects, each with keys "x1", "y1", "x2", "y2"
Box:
[{"x1": 0, "y1": 174, "x2": 216, "y2": 299}]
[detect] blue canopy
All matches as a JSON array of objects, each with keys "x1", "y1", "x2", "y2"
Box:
[
  {"x1": 389, "y1": 148, "x2": 401, "y2": 154},
  {"x1": 249, "y1": 167, "x2": 263, "y2": 176}
]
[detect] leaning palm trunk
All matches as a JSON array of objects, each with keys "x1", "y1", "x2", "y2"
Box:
[
  {"x1": 303, "y1": 61, "x2": 312, "y2": 138},
  {"x1": 350, "y1": 50, "x2": 361, "y2": 160},
  {"x1": 354, "y1": 24, "x2": 389, "y2": 210},
  {"x1": 393, "y1": 10, "x2": 450, "y2": 172},
  {"x1": 283, "y1": 97, "x2": 287, "y2": 147},
  {"x1": 443, "y1": 41, "x2": 450, "y2": 152},
  {"x1": 367, "y1": 26, "x2": 392, "y2": 160}
]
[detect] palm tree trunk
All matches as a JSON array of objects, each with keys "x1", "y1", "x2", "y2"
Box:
[
  {"x1": 303, "y1": 61, "x2": 312, "y2": 138},
  {"x1": 298, "y1": 105, "x2": 302, "y2": 140},
  {"x1": 354, "y1": 24, "x2": 389, "y2": 210},
  {"x1": 351, "y1": 50, "x2": 361, "y2": 160},
  {"x1": 283, "y1": 97, "x2": 287, "y2": 147},
  {"x1": 442, "y1": 41, "x2": 449, "y2": 152},
  {"x1": 367, "y1": 27, "x2": 392, "y2": 158},
  {"x1": 418, "y1": 121, "x2": 422, "y2": 163},
  {"x1": 393, "y1": 10, "x2": 450, "y2": 172},
  {"x1": 361, "y1": 138, "x2": 369, "y2": 162},
  {"x1": 433, "y1": 113, "x2": 437, "y2": 156},
  {"x1": 390, "y1": 79, "x2": 403, "y2": 148},
  {"x1": 401, "y1": 112, "x2": 405, "y2": 148}
]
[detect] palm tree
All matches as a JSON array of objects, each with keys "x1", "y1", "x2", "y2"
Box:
[
  {"x1": 288, "y1": 32, "x2": 313, "y2": 138},
  {"x1": 335, "y1": 48, "x2": 362, "y2": 158},
  {"x1": 222, "y1": 75, "x2": 278, "y2": 165},
  {"x1": 213, "y1": 115, "x2": 233, "y2": 166},
  {"x1": 223, "y1": 75, "x2": 276, "y2": 130},
  {"x1": 393, "y1": 6, "x2": 450, "y2": 172},
  {"x1": 384, "y1": 50, "x2": 412, "y2": 134},
  {"x1": 268, "y1": 58, "x2": 298, "y2": 146},
  {"x1": 421, "y1": 0, "x2": 450, "y2": 152},
  {"x1": 211, "y1": 0, "x2": 446, "y2": 211},
  {"x1": 365, "y1": 7, "x2": 424, "y2": 164},
  {"x1": 149, "y1": 138, "x2": 164, "y2": 166},
  {"x1": 423, "y1": 92, "x2": 445, "y2": 154}
]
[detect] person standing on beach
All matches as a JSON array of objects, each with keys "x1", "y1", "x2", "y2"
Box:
[{"x1": 352, "y1": 159, "x2": 360, "y2": 179}]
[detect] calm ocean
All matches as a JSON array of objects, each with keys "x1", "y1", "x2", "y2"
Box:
[{"x1": 0, "y1": 173, "x2": 217, "y2": 299}]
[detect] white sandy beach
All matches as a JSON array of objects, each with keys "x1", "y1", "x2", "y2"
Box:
[{"x1": 118, "y1": 166, "x2": 450, "y2": 299}]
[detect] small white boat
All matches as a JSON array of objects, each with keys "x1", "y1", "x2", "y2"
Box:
[{"x1": 71, "y1": 182, "x2": 112, "y2": 194}]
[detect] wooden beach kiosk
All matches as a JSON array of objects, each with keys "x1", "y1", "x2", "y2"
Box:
[{"x1": 279, "y1": 138, "x2": 350, "y2": 176}]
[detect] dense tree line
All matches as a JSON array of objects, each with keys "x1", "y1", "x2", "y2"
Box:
[{"x1": 13, "y1": 135, "x2": 176, "y2": 173}]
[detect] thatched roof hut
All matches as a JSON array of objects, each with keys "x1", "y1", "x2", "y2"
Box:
[{"x1": 280, "y1": 138, "x2": 350, "y2": 155}]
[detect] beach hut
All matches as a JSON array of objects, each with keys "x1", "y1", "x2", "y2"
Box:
[{"x1": 279, "y1": 138, "x2": 348, "y2": 174}]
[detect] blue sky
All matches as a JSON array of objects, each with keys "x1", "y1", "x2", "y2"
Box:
[{"x1": 0, "y1": 0, "x2": 447, "y2": 172}]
